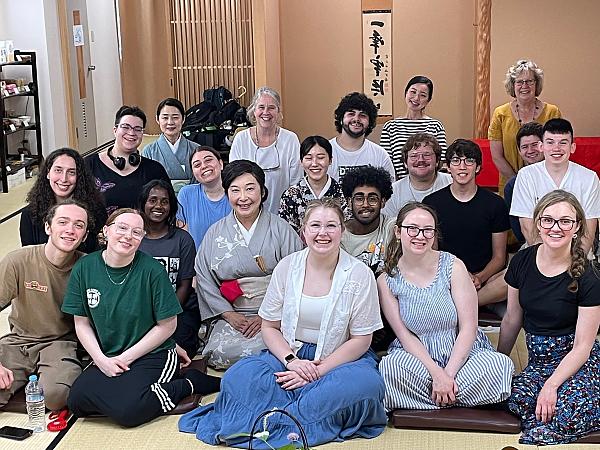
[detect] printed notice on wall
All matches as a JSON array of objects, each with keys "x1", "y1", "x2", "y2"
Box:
[
  {"x1": 73, "y1": 25, "x2": 85, "y2": 47},
  {"x1": 362, "y1": 10, "x2": 392, "y2": 116}
]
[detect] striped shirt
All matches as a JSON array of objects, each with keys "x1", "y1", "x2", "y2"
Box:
[{"x1": 379, "y1": 117, "x2": 447, "y2": 179}]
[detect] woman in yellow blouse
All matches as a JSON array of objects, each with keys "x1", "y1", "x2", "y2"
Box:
[{"x1": 488, "y1": 60, "x2": 561, "y2": 194}]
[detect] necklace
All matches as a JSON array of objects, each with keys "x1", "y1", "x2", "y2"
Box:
[
  {"x1": 103, "y1": 251, "x2": 134, "y2": 286},
  {"x1": 515, "y1": 100, "x2": 540, "y2": 125}
]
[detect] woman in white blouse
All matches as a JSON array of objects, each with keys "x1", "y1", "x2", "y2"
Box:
[
  {"x1": 229, "y1": 86, "x2": 303, "y2": 213},
  {"x1": 179, "y1": 198, "x2": 387, "y2": 448}
]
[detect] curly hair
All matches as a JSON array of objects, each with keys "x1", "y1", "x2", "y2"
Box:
[
  {"x1": 340, "y1": 165, "x2": 393, "y2": 200},
  {"x1": 504, "y1": 59, "x2": 544, "y2": 97},
  {"x1": 333, "y1": 92, "x2": 377, "y2": 136},
  {"x1": 383, "y1": 202, "x2": 440, "y2": 275},
  {"x1": 26, "y1": 148, "x2": 106, "y2": 233},
  {"x1": 533, "y1": 190, "x2": 587, "y2": 292}
]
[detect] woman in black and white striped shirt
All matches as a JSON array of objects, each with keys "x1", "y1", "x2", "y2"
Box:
[{"x1": 380, "y1": 76, "x2": 447, "y2": 179}]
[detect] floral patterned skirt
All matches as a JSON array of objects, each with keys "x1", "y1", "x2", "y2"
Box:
[{"x1": 509, "y1": 333, "x2": 600, "y2": 445}]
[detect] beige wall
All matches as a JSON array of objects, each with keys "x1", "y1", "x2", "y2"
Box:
[
  {"x1": 490, "y1": 0, "x2": 600, "y2": 136},
  {"x1": 279, "y1": 0, "x2": 476, "y2": 143}
]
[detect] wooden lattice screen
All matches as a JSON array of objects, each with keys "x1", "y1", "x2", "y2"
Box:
[{"x1": 169, "y1": 0, "x2": 255, "y2": 108}]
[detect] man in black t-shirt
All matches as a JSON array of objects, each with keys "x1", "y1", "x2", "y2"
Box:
[{"x1": 424, "y1": 139, "x2": 509, "y2": 290}]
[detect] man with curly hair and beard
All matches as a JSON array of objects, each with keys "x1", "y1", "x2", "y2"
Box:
[
  {"x1": 341, "y1": 166, "x2": 394, "y2": 275},
  {"x1": 328, "y1": 92, "x2": 395, "y2": 184}
]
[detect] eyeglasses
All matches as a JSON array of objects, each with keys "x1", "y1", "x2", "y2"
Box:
[
  {"x1": 407, "y1": 152, "x2": 435, "y2": 161},
  {"x1": 255, "y1": 141, "x2": 280, "y2": 172},
  {"x1": 118, "y1": 123, "x2": 144, "y2": 135},
  {"x1": 108, "y1": 222, "x2": 146, "y2": 240},
  {"x1": 538, "y1": 216, "x2": 578, "y2": 231},
  {"x1": 449, "y1": 156, "x2": 477, "y2": 166},
  {"x1": 306, "y1": 222, "x2": 341, "y2": 234},
  {"x1": 400, "y1": 225, "x2": 436, "y2": 239},
  {"x1": 352, "y1": 193, "x2": 381, "y2": 206},
  {"x1": 515, "y1": 79, "x2": 535, "y2": 87}
]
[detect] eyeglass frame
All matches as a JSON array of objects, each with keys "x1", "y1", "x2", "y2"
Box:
[
  {"x1": 254, "y1": 140, "x2": 280, "y2": 172},
  {"x1": 351, "y1": 193, "x2": 381, "y2": 206},
  {"x1": 538, "y1": 216, "x2": 579, "y2": 231},
  {"x1": 407, "y1": 151, "x2": 435, "y2": 161},
  {"x1": 305, "y1": 222, "x2": 342, "y2": 234},
  {"x1": 514, "y1": 79, "x2": 535, "y2": 87},
  {"x1": 117, "y1": 123, "x2": 145, "y2": 135},
  {"x1": 399, "y1": 225, "x2": 436, "y2": 239},
  {"x1": 449, "y1": 156, "x2": 477, "y2": 167},
  {"x1": 107, "y1": 222, "x2": 147, "y2": 240}
]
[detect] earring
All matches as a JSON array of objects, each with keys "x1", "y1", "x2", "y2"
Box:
[{"x1": 573, "y1": 233, "x2": 578, "y2": 240}]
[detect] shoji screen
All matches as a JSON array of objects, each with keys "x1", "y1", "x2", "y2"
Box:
[{"x1": 169, "y1": 0, "x2": 255, "y2": 107}]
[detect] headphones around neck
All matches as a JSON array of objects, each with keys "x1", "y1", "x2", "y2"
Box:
[{"x1": 107, "y1": 148, "x2": 141, "y2": 170}]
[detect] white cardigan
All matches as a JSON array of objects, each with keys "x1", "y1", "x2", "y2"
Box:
[{"x1": 259, "y1": 248, "x2": 383, "y2": 360}]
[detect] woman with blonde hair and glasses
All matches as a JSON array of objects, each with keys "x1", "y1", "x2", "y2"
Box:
[
  {"x1": 62, "y1": 208, "x2": 220, "y2": 427},
  {"x1": 229, "y1": 86, "x2": 303, "y2": 213},
  {"x1": 488, "y1": 60, "x2": 561, "y2": 194},
  {"x1": 180, "y1": 198, "x2": 387, "y2": 448},
  {"x1": 378, "y1": 202, "x2": 513, "y2": 412},
  {"x1": 498, "y1": 190, "x2": 600, "y2": 445}
]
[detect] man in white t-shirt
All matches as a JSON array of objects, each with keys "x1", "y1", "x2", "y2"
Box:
[
  {"x1": 328, "y1": 92, "x2": 395, "y2": 183},
  {"x1": 479, "y1": 118, "x2": 600, "y2": 310},
  {"x1": 382, "y1": 132, "x2": 451, "y2": 219},
  {"x1": 511, "y1": 118, "x2": 600, "y2": 253}
]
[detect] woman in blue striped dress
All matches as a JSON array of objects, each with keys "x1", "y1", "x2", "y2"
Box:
[{"x1": 377, "y1": 202, "x2": 514, "y2": 411}]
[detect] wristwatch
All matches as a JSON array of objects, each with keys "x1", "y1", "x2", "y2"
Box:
[{"x1": 284, "y1": 353, "x2": 297, "y2": 367}]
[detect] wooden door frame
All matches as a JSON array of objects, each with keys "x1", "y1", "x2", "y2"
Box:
[{"x1": 56, "y1": 0, "x2": 78, "y2": 149}]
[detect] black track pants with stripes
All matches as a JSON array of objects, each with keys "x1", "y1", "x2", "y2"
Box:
[{"x1": 67, "y1": 348, "x2": 191, "y2": 427}]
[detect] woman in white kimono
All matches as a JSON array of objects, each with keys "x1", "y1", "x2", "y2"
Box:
[
  {"x1": 229, "y1": 87, "x2": 303, "y2": 213},
  {"x1": 142, "y1": 98, "x2": 198, "y2": 192},
  {"x1": 196, "y1": 160, "x2": 303, "y2": 368},
  {"x1": 180, "y1": 198, "x2": 387, "y2": 448}
]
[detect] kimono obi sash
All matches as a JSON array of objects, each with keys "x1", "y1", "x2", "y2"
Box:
[{"x1": 220, "y1": 275, "x2": 272, "y2": 315}]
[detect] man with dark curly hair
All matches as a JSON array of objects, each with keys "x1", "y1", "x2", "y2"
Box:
[
  {"x1": 341, "y1": 165, "x2": 394, "y2": 274},
  {"x1": 328, "y1": 92, "x2": 395, "y2": 184}
]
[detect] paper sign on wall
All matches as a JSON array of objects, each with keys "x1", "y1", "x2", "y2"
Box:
[
  {"x1": 73, "y1": 25, "x2": 85, "y2": 47},
  {"x1": 362, "y1": 10, "x2": 392, "y2": 116}
]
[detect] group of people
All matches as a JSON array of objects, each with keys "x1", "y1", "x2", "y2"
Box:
[{"x1": 0, "y1": 57, "x2": 599, "y2": 447}]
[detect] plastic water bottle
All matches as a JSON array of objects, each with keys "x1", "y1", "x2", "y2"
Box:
[{"x1": 25, "y1": 374, "x2": 45, "y2": 432}]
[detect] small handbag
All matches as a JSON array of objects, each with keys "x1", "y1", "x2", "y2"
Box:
[{"x1": 248, "y1": 408, "x2": 309, "y2": 450}]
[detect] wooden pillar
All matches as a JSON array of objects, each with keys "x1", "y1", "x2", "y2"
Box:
[{"x1": 474, "y1": 0, "x2": 491, "y2": 138}]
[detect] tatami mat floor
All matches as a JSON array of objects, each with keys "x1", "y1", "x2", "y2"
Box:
[{"x1": 0, "y1": 152, "x2": 598, "y2": 449}]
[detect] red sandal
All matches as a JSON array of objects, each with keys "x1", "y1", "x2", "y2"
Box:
[{"x1": 47, "y1": 408, "x2": 70, "y2": 432}]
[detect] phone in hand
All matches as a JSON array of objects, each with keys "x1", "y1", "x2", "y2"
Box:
[{"x1": 0, "y1": 425, "x2": 33, "y2": 441}]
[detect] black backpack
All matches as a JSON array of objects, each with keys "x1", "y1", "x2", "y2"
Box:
[
  {"x1": 182, "y1": 102, "x2": 216, "y2": 132},
  {"x1": 203, "y1": 86, "x2": 233, "y2": 110}
]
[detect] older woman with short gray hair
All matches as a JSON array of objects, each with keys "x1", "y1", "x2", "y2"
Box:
[
  {"x1": 229, "y1": 86, "x2": 303, "y2": 213},
  {"x1": 488, "y1": 59, "x2": 561, "y2": 194}
]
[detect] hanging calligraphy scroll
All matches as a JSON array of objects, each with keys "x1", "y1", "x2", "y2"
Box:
[{"x1": 362, "y1": 10, "x2": 392, "y2": 116}]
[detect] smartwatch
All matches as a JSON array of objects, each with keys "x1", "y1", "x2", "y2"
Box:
[{"x1": 284, "y1": 353, "x2": 297, "y2": 367}]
